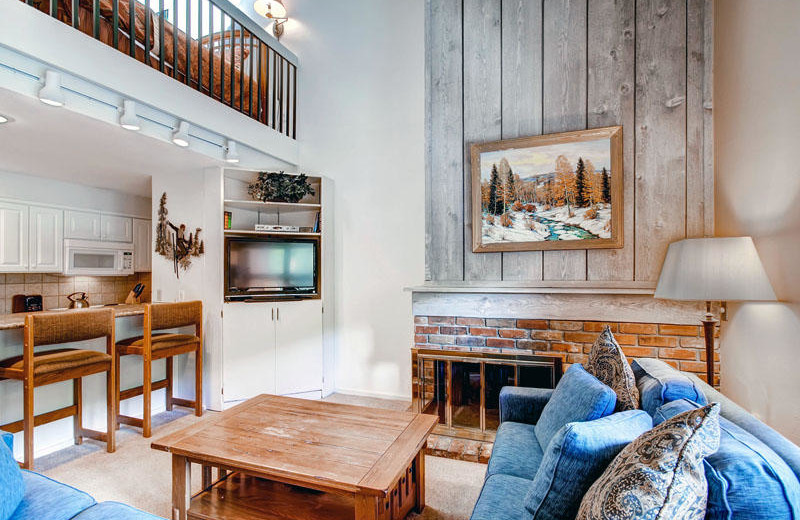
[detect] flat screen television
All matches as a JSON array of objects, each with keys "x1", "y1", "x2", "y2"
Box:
[{"x1": 225, "y1": 236, "x2": 318, "y2": 300}]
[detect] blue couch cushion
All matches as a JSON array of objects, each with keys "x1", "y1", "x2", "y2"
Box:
[
  {"x1": 73, "y1": 502, "x2": 165, "y2": 520},
  {"x1": 487, "y1": 421, "x2": 544, "y2": 480},
  {"x1": 655, "y1": 399, "x2": 800, "y2": 520},
  {"x1": 470, "y1": 473, "x2": 533, "y2": 520},
  {"x1": 9, "y1": 470, "x2": 95, "y2": 520},
  {"x1": 0, "y1": 433, "x2": 24, "y2": 520},
  {"x1": 632, "y1": 358, "x2": 707, "y2": 416},
  {"x1": 525, "y1": 410, "x2": 653, "y2": 520},
  {"x1": 534, "y1": 364, "x2": 617, "y2": 451}
]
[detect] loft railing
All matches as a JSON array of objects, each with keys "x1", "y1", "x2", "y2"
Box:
[{"x1": 21, "y1": 0, "x2": 297, "y2": 138}]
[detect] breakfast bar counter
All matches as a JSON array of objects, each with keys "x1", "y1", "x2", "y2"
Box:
[{"x1": 0, "y1": 304, "x2": 146, "y2": 330}]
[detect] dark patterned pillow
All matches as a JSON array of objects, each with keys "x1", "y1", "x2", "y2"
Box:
[
  {"x1": 576, "y1": 403, "x2": 721, "y2": 520},
  {"x1": 585, "y1": 326, "x2": 640, "y2": 412}
]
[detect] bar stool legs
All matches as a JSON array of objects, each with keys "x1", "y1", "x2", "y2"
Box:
[{"x1": 74, "y1": 378, "x2": 83, "y2": 445}]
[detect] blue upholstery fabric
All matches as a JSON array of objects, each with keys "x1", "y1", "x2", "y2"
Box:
[
  {"x1": 534, "y1": 364, "x2": 617, "y2": 451},
  {"x1": 73, "y1": 502, "x2": 165, "y2": 520},
  {"x1": 500, "y1": 387, "x2": 554, "y2": 425},
  {"x1": 632, "y1": 358, "x2": 707, "y2": 416},
  {"x1": 686, "y1": 371, "x2": 800, "y2": 484},
  {"x1": 470, "y1": 473, "x2": 533, "y2": 520},
  {"x1": 0, "y1": 433, "x2": 24, "y2": 520},
  {"x1": 525, "y1": 410, "x2": 653, "y2": 520},
  {"x1": 9, "y1": 470, "x2": 95, "y2": 520},
  {"x1": 487, "y1": 421, "x2": 544, "y2": 480},
  {"x1": 655, "y1": 399, "x2": 800, "y2": 520}
]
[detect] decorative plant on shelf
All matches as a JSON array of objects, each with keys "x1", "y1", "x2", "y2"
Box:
[{"x1": 248, "y1": 171, "x2": 316, "y2": 203}]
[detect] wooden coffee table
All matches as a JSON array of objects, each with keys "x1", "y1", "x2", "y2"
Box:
[{"x1": 151, "y1": 394, "x2": 438, "y2": 520}]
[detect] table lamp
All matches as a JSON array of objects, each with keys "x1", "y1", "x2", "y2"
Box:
[{"x1": 654, "y1": 237, "x2": 776, "y2": 385}]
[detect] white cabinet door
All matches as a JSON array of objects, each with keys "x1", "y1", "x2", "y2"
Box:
[
  {"x1": 222, "y1": 302, "x2": 276, "y2": 403},
  {"x1": 132, "y1": 218, "x2": 152, "y2": 272},
  {"x1": 101, "y1": 214, "x2": 133, "y2": 242},
  {"x1": 29, "y1": 206, "x2": 63, "y2": 272},
  {"x1": 0, "y1": 202, "x2": 28, "y2": 272},
  {"x1": 65, "y1": 210, "x2": 101, "y2": 240},
  {"x1": 275, "y1": 300, "x2": 323, "y2": 396}
]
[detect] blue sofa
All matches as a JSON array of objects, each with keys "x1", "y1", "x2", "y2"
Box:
[
  {"x1": 471, "y1": 358, "x2": 800, "y2": 520},
  {"x1": 0, "y1": 432, "x2": 163, "y2": 520}
]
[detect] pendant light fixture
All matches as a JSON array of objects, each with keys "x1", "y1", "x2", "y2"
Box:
[{"x1": 38, "y1": 70, "x2": 65, "y2": 107}]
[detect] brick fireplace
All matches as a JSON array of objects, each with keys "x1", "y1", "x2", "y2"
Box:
[{"x1": 415, "y1": 315, "x2": 720, "y2": 384}]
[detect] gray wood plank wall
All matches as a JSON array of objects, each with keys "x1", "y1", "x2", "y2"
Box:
[{"x1": 425, "y1": 0, "x2": 714, "y2": 284}]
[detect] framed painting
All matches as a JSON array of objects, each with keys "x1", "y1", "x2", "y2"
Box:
[{"x1": 470, "y1": 126, "x2": 624, "y2": 253}]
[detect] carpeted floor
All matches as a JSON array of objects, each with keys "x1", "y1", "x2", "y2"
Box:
[{"x1": 38, "y1": 395, "x2": 485, "y2": 519}]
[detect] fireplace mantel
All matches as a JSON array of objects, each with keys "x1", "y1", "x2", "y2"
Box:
[{"x1": 405, "y1": 281, "x2": 656, "y2": 296}]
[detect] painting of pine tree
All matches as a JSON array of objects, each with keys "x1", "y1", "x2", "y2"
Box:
[{"x1": 470, "y1": 126, "x2": 623, "y2": 252}]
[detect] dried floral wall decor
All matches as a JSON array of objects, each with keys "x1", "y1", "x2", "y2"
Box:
[
  {"x1": 155, "y1": 192, "x2": 205, "y2": 278},
  {"x1": 247, "y1": 171, "x2": 315, "y2": 203}
]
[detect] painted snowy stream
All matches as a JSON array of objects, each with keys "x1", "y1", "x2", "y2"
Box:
[{"x1": 529, "y1": 214, "x2": 598, "y2": 240}]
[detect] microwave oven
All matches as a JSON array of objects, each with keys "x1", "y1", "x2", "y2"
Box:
[{"x1": 63, "y1": 239, "x2": 134, "y2": 276}]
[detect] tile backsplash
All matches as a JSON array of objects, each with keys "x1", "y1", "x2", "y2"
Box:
[{"x1": 0, "y1": 272, "x2": 152, "y2": 314}]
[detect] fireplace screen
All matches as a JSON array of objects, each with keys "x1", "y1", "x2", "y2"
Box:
[{"x1": 413, "y1": 349, "x2": 562, "y2": 440}]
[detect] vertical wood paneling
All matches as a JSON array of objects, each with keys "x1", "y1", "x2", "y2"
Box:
[
  {"x1": 686, "y1": 0, "x2": 706, "y2": 238},
  {"x1": 425, "y1": 0, "x2": 711, "y2": 286},
  {"x1": 500, "y1": 0, "x2": 544, "y2": 281},
  {"x1": 542, "y1": 0, "x2": 588, "y2": 281},
  {"x1": 463, "y1": 0, "x2": 503, "y2": 281},
  {"x1": 586, "y1": 0, "x2": 635, "y2": 281},
  {"x1": 634, "y1": 0, "x2": 687, "y2": 281},
  {"x1": 426, "y1": 0, "x2": 464, "y2": 281}
]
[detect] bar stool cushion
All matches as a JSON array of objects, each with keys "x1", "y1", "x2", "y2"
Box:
[
  {"x1": 9, "y1": 471, "x2": 95, "y2": 520},
  {"x1": 0, "y1": 349, "x2": 112, "y2": 378},
  {"x1": 116, "y1": 333, "x2": 200, "y2": 355},
  {"x1": 0, "y1": 433, "x2": 24, "y2": 520}
]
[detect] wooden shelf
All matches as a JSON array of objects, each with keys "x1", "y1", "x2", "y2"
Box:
[
  {"x1": 405, "y1": 280, "x2": 657, "y2": 295},
  {"x1": 224, "y1": 230, "x2": 321, "y2": 237},
  {"x1": 188, "y1": 473, "x2": 355, "y2": 520},
  {"x1": 224, "y1": 199, "x2": 321, "y2": 213}
]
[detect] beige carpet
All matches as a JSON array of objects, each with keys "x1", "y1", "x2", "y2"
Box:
[{"x1": 39, "y1": 395, "x2": 485, "y2": 519}]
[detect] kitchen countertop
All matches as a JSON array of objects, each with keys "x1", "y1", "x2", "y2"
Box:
[{"x1": 0, "y1": 304, "x2": 146, "y2": 331}]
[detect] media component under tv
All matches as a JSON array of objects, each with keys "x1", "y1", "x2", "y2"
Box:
[{"x1": 225, "y1": 236, "x2": 318, "y2": 300}]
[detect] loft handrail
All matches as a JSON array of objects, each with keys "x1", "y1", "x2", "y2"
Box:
[{"x1": 209, "y1": 0, "x2": 297, "y2": 67}]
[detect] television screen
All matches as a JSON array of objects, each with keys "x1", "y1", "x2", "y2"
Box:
[{"x1": 226, "y1": 238, "x2": 316, "y2": 296}]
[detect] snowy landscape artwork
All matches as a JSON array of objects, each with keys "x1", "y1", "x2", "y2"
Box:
[{"x1": 470, "y1": 126, "x2": 623, "y2": 252}]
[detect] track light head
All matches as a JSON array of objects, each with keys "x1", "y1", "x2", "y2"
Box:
[
  {"x1": 38, "y1": 70, "x2": 65, "y2": 107},
  {"x1": 172, "y1": 121, "x2": 190, "y2": 147},
  {"x1": 119, "y1": 100, "x2": 141, "y2": 131},
  {"x1": 224, "y1": 140, "x2": 240, "y2": 163}
]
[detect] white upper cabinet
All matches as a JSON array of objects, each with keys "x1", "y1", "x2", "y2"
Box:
[
  {"x1": 65, "y1": 210, "x2": 101, "y2": 240},
  {"x1": 29, "y1": 206, "x2": 63, "y2": 272},
  {"x1": 133, "y1": 218, "x2": 152, "y2": 272},
  {"x1": 0, "y1": 202, "x2": 29, "y2": 272},
  {"x1": 101, "y1": 214, "x2": 133, "y2": 243}
]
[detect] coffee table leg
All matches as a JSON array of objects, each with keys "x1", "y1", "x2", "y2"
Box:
[
  {"x1": 414, "y1": 450, "x2": 425, "y2": 513},
  {"x1": 354, "y1": 495, "x2": 381, "y2": 520},
  {"x1": 172, "y1": 454, "x2": 191, "y2": 520}
]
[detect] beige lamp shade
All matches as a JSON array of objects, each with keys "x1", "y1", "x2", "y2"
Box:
[{"x1": 655, "y1": 237, "x2": 776, "y2": 302}]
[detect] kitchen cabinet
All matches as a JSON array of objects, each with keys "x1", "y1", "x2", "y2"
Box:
[
  {"x1": 101, "y1": 214, "x2": 133, "y2": 243},
  {"x1": 133, "y1": 218, "x2": 152, "y2": 272},
  {"x1": 29, "y1": 206, "x2": 63, "y2": 272},
  {"x1": 222, "y1": 300, "x2": 323, "y2": 406},
  {"x1": 0, "y1": 202, "x2": 28, "y2": 272},
  {"x1": 65, "y1": 210, "x2": 101, "y2": 240}
]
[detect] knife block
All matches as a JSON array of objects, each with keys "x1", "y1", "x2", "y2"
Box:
[{"x1": 125, "y1": 290, "x2": 142, "y2": 305}]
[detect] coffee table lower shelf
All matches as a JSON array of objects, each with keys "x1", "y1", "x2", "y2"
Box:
[{"x1": 188, "y1": 471, "x2": 418, "y2": 520}]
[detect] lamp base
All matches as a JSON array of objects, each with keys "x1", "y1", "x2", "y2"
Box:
[{"x1": 701, "y1": 314, "x2": 717, "y2": 386}]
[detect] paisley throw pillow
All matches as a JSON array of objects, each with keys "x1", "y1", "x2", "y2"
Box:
[
  {"x1": 576, "y1": 403, "x2": 721, "y2": 520},
  {"x1": 585, "y1": 325, "x2": 640, "y2": 412}
]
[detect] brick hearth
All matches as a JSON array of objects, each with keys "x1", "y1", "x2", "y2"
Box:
[{"x1": 414, "y1": 316, "x2": 720, "y2": 385}]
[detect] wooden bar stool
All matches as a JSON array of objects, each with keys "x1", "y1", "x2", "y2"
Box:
[
  {"x1": 116, "y1": 301, "x2": 203, "y2": 438},
  {"x1": 0, "y1": 308, "x2": 117, "y2": 469}
]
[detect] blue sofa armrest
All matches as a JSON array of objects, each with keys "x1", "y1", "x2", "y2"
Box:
[
  {"x1": 499, "y1": 386, "x2": 554, "y2": 425},
  {"x1": 1, "y1": 432, "x2": 12, "y2": 452}
]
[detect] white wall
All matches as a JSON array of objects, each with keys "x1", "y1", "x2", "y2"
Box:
[
  {"x1": 281, "y1": 0, "x2": 425, "y2": 399},
  {"x1": 0, "y1": 170, "x2": 151, "y2": 217},
  {"x1": 715, "y1": 0, "x2": 800, "y2": 443}
]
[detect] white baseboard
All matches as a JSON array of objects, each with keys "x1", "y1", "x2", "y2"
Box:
[{"x1": 333, "y1": 387, "x2": 411, "y2": 402}]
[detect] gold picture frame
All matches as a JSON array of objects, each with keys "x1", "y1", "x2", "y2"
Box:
[{"x1": 470, "y1": 126, "x2": 624, "y2": 253}]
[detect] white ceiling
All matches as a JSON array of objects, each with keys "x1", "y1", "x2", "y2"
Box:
[{"x1": 0, "y1": 88, "x2": 219, "y2": 197}]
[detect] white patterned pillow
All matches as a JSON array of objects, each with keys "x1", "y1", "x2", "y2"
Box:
[
  {"x1": 576, "y1": 403, "x2": 721, "y2": 520},
  {"x1": 585, "y1": 326, "x2": 640, "y2": 412}
]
